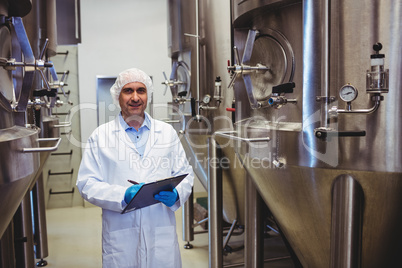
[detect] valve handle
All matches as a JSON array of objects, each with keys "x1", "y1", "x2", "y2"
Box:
[
  {"x1": 272, "y1": 82, "x2": 296, "y2": 94},
  {"x1": 315, "y1": 128, "x2": 366, "y2": 140},
  {"x1": 371, "y1": 42, "x2": 385, "y2": 59},
  {"x1": 373, "y1": 42, "x2": 382, "y2": 52},
  {"x1": 162, "y1": 71, "x2": 169, "y2": 95},
  {"x1": 58, "y1": 70, "x2": 69, "y2": 96},
  {"x1": 178, "y1": 91, "x2": 187, "y2": 97},
  {"x1": 242, "y1": 30, "x2": 258, "y2": 64},
  {"x1": 191, "y1": 97, "x2": 196, "y2": 117},
  {"x1": 39, "y1": 38, "x2": 49, "y2": 60},
  {"x1": 234, "y1": 46, "x2": 241, "y2": 66}
]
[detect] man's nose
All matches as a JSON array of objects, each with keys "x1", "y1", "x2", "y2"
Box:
[{"x1": 130, "y1": 91, "x2": 139, "y2": 101}]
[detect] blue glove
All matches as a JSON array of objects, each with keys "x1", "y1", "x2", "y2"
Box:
[
  {"x1": 124, "y1": 183, "x2": 145, "y2": 204},
  {"x1": 154, "y1": 188, "x2": 179, "y2": 207}
]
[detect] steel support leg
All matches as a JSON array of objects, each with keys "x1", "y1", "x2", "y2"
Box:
[
  {"x1": 182, "y1": 189, "x2": 194, "y2": 249},
  {"x1": 330, "y1": 174, "x2": 364, "y2": 268},
  {"x1": 32, "y1": 173, "x2": 49, "y2": 266},
  {"x1": 14, "y1": 192, "x2": 35, "y2": 268},
  {"x1": 0, "y1": 222, "x2": 16, "y2": 268},
  {"x1": 208, "y1": 137, "x2": 223, "y2": 268},
  {"x1": 245, "y1": 173, "x2": 264, "y2": 268}
]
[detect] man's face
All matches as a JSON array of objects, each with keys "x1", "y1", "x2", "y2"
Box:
[{"x1": 119, "y1": 82, "x2": 148, "y2": 121}]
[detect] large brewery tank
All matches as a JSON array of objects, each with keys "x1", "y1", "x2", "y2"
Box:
[
  {"x1": 166, "y1": 0, "x2": 246, "y2": 242},
  {"x1": 231, "y1": 0, "x2": 402, "y2": 267},
  {"x1": 0, "y1": 1, "x2": 62, "y2": 266},
  {"x1": 0, "y1": 0, "x2": 42, "y2": 241},
  {"x1": 0, "y1": 123, "x2": 40, "y2": 239}
]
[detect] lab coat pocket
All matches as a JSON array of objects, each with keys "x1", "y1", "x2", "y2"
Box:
[
  {"x1": 152, "y1": 226, "x2": 179, "y2": 267},
  {"x1": 103, "y1": 227, "x2": 141, "y2": 268}
]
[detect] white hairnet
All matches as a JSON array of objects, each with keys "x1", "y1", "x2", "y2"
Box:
[{"x1": 110, "y1": 68, "x2": 153, "y2": 107}]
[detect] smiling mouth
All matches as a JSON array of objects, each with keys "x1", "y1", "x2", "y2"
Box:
[{"x1": 129, "y1": 102, "x2": 141, "y2": 108}]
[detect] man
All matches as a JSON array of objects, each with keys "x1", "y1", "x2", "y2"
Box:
[{"x1": 77, "y1": 68, "x2": 194, "y2": 268}]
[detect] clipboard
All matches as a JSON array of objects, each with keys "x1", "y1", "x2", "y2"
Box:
[{"x1": 121, "y1": 174, "x2": 188, "y2": 214}]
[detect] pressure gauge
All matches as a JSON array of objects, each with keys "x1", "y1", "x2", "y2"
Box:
[
  {"x1": 202, "y1": 94, "x2": 211, "y2": 104},
  {"x1": 339, "y1": 84, "x2": 358, "y2": 102}
]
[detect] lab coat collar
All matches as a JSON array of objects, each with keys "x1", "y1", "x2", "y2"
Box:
[
  {"x1": 118, "y1": 112, "x2": 151, "y2": 131},
  {"x1": 115, "y1": 112, "x2": 161, "y2": 157}
]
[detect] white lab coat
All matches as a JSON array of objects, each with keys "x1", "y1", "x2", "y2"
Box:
[{"x1": 77, "y1": 114, "x2": 194, "y2": 268}]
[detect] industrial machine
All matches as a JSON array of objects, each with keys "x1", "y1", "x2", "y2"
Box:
[
  {"x1": 218, "y1": 0, "x2": 402, "y2": 267},
  {"x1": 0, "y1": 0, "x2": 66, "y2": 266},
  {"x1": 165, "y1": 0, "x2": 248, "y2": 251}
]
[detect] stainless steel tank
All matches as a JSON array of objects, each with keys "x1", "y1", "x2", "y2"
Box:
[
  {"x1": 0, "y1": 124, "x2": 40, "y2": 238},
  {"x1": 167, "y1": 0, "x2": 246, "y2": 229},
  {"x1": 231, "y1": 0, "x2": 402, "y2": 267},
  {"x1": 0, "y1": 1, "x2": 61, "y2": 266},
  {"x1": 0, "y1": 1, "x2": 41, "y2": 240}
]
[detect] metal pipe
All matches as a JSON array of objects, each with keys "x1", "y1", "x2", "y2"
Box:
[
  {"x1": 223, "y1": 219, "x2": 237, "y2": 250},
  {"x1": 162, "y1": 119, "x2": 181, "y2": 123},
  {"x1": 215, "y1": 130, "x2": 270, "y2": 143},
  {"x1": 321, "y1": 0, "x2": 331, "y2": 127},
  {"x1": 54, "y1": 121, "x2": 72, "y2": 127},
  {"x1": 195, "y1": 0, "x2": 200, "y2": 117},
  {"x1": 31, "y1": 174, "x2": 48, "y2": 262},
  {"x1": 335, "y1": 99, "x2": 381, "y2": 114},
  {"x1": 208, "y1": 131, "x2": 270, "y2": 268},
  {"x1": 182, "y1": 190, "x2": 194, "y2": 248},
  {"x1": 245, "y1": 173, "x2": 264, "y2": 268},
  {"x1": 22, "y1": 137, "x2": 61, "y2": 152},
  {"x1": 193, "y1": 225, "x2": 244, "y2": 236},
  {"x1": 208, "y1": 136, "x2": 223, "y2": 268},
  {"x1": 13, "y1": 192, "x2": 35, "y2": 268},
  {"x1": 192, "y1": 217, "x2": 208, "y2": 228},
  {"x1": 199, "y1": 105, "x2": 218, "y2": 110},
  {"x1": 38, "y1": 38, "x2": 48, "y2": 60}
]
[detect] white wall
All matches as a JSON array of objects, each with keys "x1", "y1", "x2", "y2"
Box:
[{"x1": 78, "y1": 0, "x2": 172, "y2": 143}]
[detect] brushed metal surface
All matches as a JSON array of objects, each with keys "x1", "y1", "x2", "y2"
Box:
[
  {"x1": 232, "y1": 0, "x2": 402, "y2": 266},
  {"x1": 0, "y1": 25, "x2": 14, "y2": 130},
  {"x1": 237, "y1": 161, "x2": 402, "y2": 267},
  {"x1": 40, "y1": 115, "x2": 60, "y2": 139},
  {"x1": 168, "y1": 0, "x2": 246, "y2": 225},
  {"x1": 0, "y1": 126, "x2": 40, "y2": 237}
]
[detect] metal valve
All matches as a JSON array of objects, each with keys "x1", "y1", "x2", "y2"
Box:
[
  {"x1": 199, "y1": 76, "x2": 223, "y2": 111},
  {"x1": 162, "y1": 61, "x2": 190, "y2": 104},
  {"x1": 2, "y1": 53, "x2": 53, "y2": 71},
  {"x1": 268, "y1": 96, "x2": 290, "y2": 109},
  {"x1": 1, "y1": 35, "x2": 54, "y2": 91},
  {"x1": 227, "y1": 29, "x2": 270, "y2": 109},
  {"x1": 0, "y1": 17, "x2": 56, "y2": 112},
  {"x1": 161, "y1": 71, "x2": 186, "y2": 96},
  {"x1": 49, "y1": 69, "x2": 69, "y2": 97},
  {"x1": 329, "y1": 43, "x2": 388, "y2": 117},
  {"x1": 366, "y1": 42, "x2": 389, "y2": 93},
  {"x1": 28, "y1": 98, "x2": 47, "y2": 110},
  {"x1": 267, "y1": 82, "x2": 297, "y2": 109}
]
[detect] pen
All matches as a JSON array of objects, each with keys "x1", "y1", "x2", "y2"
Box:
[{"x1": 128, "y1": 180, "x2": 139, "y2": 185}]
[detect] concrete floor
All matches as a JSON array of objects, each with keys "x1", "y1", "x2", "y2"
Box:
[
  {"x1": 42, "y1": 205, "x2": 295, "y2": 267},
  {"x1": 43, "y1": 206, "x2": 211, "y2": 267}
]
